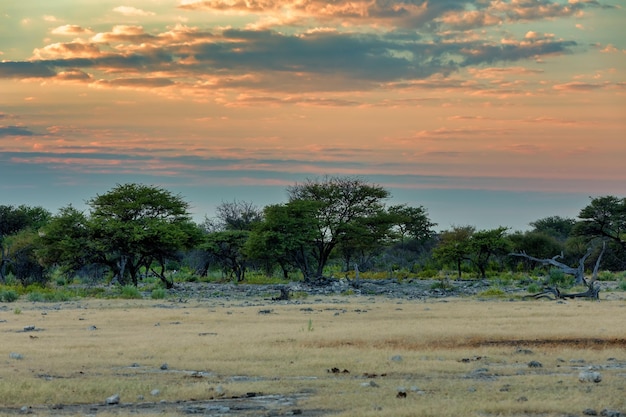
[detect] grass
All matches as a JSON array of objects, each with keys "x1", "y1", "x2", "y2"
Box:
[{"x1": 0, "y1": 295, "x2": 625, "y2": 416}]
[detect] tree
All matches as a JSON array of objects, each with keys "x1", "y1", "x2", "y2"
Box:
[
  {"x1": 573, "y1": 196, "x2": 626, "y2": 271},
  {"x1": 508, "y1": 231, "x2": 563, "y2": 270},
  {"x1": 203, "y1": 230, "x2": 250, "y2": 281},
  {"x1": 246, "y1": 200, "x2": 321, "y2": 279},
  {"x1": 433, "y1": 226, "x2": 474, "y2": 279},
  {"x1": 3, "y1": 229, "x2": 46, "y2": 285},
  {"x1": 88, "y1": 183, "x2": 198, "y2": 287},
  {"x1": 575, "y1": 196, "x2": 626, "y2": 249},
  {"x1": 37, "y1": 205, "x2": 94, "y2": 278},
  {"x1": 434, "y1": 226, "x2": 509, "y2": 279},
  {"x1": 336, "y1": 210, "x2": 395, "y2": 272},
  {"x1": 529, "y1": 216, "x2": 576, "y2": 242},
  {"x1": 467, "y1": 227, "x2": 510, "y2": 278},
  {"x1": 206, "y1": 200, "x2": 263, "y2": 232},
  {"x1": 387, "y1": 204, "x2": 436, "y2": 245},
  {"x1": 287, "y1": 176, "x2": 390, "y2": 282},
  {"x1": 0, "y1": 205, "x2": 50, "y2": 282}
]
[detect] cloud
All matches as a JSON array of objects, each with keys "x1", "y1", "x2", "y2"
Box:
[
  {"x1": 51, "y1": 25, "x2": 93, "y2": 36},
  {"x1": 178, "y1": 0, "x2": 607, "y2": 30},
  {"x1": 113, "y1": 6, "x2": 156, "y2": 17},
  {"x1": 0, "y1": 126, "x2": 37, "y2": 137},
  {"x1": 0, "y1": 61, "x2": 56, "y2": 78}
]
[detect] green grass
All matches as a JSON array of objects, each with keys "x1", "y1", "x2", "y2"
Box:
[
  {"x1": 476, "y1": 287, "x2": 507, "y2": 298},
  {"x1": 151, "y1": 288, "x2": 167, "y2": 299},
  {"x1": 120, "y1": 285, "x2": 142, "y2": 299},
  {"x1": 0, "y1": 289, "x2": 19, "y2": 302}
]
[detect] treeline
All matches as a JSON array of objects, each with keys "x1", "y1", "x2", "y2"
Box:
[{"x1": 1, "y1": 177, "x2": 624, "y2": 287}]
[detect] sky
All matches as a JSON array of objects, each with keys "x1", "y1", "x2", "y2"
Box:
[{"x1": 1, "y1": 0, "x2": 625, "y2": 232}]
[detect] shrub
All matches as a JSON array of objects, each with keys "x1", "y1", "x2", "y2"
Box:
[
  {"x1": 430, "y1": 279, "x2": 454, "y2": 291},
  {"x1": 151, "y1": 288, "x2": 167, "y2": 300},
  {"x1": 28, "y1": 292, "x2": 45, "y2": 302},
  {"x1": 618, "y1": 279, "x2": 626, "y2": 292},
  {"x1": 0, "y1": 289, "x2": 19, "y2": 303},
  {"x1": 527, "y1": 283, "x2": 541, "y2": 294},
  {"x1": 597, "y1": 270, "x2": 616, "y2": 281},
  {"x1": 477, "y1": 287, "x2": 506, "y2": 298},
  {"x1": 548, "y1": 268, "x2": 574, "y2": 287},
  {"x1": 120, "y1": 285, "x2": 142, "y2": 299}
]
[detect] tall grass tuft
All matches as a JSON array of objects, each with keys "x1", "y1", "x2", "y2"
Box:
[{"x1": 120, "y1": 285, "x2": 142, "y2": 299}]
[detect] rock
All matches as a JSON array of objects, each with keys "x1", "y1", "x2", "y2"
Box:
[
  {"x1": 361, "y1": 381, "x2": 378, "y2": 387},
  {"x1": 23, "y1": 325, "x2": 36, "y2": 332},
  {"x1": 579, "y1": 370, "x2": 602, "y2": 383},
  {"x1": 105, "y1": 394, "x2": 120, "y2": 405},
  {"x1": 390, "y1": 355, "x2": 403, "y2": 362},
  {"x1": 528, "y1": 360, "x2": 542, "y2": 368},
  {"x1": 87, "y1": 325, "x2": 97, "y2": 331},
  {"x1": 10, "y1": 352, "x2": 24, "y2": 360},
  {"x1": 160, "y1": 363, "x2": 168, "y2": 370},
  {"x1": 583, "y1": 409, "x2": 598, "y2": 416},
  {"x1": 19, "y1": 406, "x2": 32, "y2": 414},
  {"x1": 151, "y1": 389, "x2": 160, "y2": 396},
  {"x1": 600, "y1": 409, "x2": 621, "y2": 417}
]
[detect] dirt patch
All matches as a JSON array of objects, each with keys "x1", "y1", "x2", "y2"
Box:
[
  {"x1": 0, "y1": 393, "x2": 328, "y2": 416},
  {"x1": 462, "y1": 337, "x2": 626, "y2": 349}
]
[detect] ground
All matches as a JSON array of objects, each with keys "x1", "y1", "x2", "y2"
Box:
[{"x1": 0, "y1": 280, "x2": 624, "y2": 416}]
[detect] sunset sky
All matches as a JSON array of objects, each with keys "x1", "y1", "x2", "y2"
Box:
[{"x1": 1, "y1": 0, "x2": 624, "y2": 231}]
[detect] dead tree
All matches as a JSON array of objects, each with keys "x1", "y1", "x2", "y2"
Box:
[{"x1": 510, "y1": 241, "x2": 606, "y2": 300}]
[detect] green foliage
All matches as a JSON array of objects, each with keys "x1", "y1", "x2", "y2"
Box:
[
  {"x1": 203, "y1": 230, "x2": 250, "y2": 282},
  {"x1": 548, "y1": 268, "x2": 574, "y2": 287},
  {"x1": 477, "y1": 287, "x2": 506, "y2": 298},
  {"x1": 242, "y1": 273, "x2": 291, "y2": 285},
  {"x1": 287, "y1": 176, "x2": 391, "y2": 280},
  {"x1": 120, "y1": 285, "x2": 142, "y2": 299},
  {"x1": 618, "y1": 279, "x2": 626, "y2": 291},
  {"x1": 26, "y1": 288, "x2": 74, "y2": 302},
  {"x1": 597, "y1": 270, "x2": 616, "y2": 281},
  {"x1": 527, "y1": 282, "x2": 541, "y2": 293},
  {"x1": 27, "y1": 291, "x2": 45, "y2": 302},
  {"x1": 88, "y1": 183, "x2": 202, "y2": 286},
  {"x1": 430, "y1": 279, "x2": 454, "y2": 291},
  {"x1": 0, "y1": 289, "x2": 19, "y2": 302},
  {"x1": 151, "y1": 288, "x2": 167, "y2": 299}
]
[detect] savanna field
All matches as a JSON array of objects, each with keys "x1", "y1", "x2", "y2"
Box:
[{"x1": 1, "y1": 288, "x2": 625, "y2": 417}]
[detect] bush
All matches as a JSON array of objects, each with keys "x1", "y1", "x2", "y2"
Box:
[
  {"x1": 120, "y1": 285, "x2": 142, "y2": 299},
  {"x1": 527, "y1": 283, "x2": 541, "y2": 294},
  {"x1": 548, "y1": 268, "x2": 574, "y2": 287},
  {"x1": 151, "y1": 288, "x2": 167, "y2": 299},
  {"x1": 28, "y1": 292, "x2": 45, "y2": 302},
  {"x1": 477, "y1": 287, "x2": 506, "y2": 298},
  {"x1": 0, "y1": 289, "x2": 19, "y2": 303},
  {"x1": 618, "y1": 279, "x2": 626, "y2": 292}
]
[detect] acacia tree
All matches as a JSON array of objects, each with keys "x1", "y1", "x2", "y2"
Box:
[
  {"x1": 88, "y1": 183, "x2": 199, "y2": 287},
  {"x1": 573, "y1": 196, "x2": 626, "y2": 270},
  {"x1": 433, "y1": 226, "x2": 474, "y2": 279},
  {"x1": 200, "y1": 201, "x2": 264, "y2": 281},
  {"x1": 37, "y1": 205, "x2": 95, "y2": 278},
  {"x1": 0, "y1": 205, "x2": 50, "y2": 282},
  {"x1": 246, "y1": 200, "x2": 321, "y2": 279},
  {"x1": 387, "y1": 204, "x2": 436, "y2": 245},
  {"x1": 467, "y1": 227, "x2": 510, "y2": 278},
  {"x1": 287, "y1": 176, "x2": 390, "y2": 281}
]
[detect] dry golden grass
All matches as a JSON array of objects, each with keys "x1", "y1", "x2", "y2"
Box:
[{"x1": 0, "y1": 296, "x2": 625, "y2": 416}]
